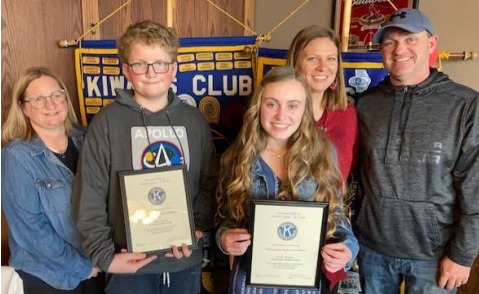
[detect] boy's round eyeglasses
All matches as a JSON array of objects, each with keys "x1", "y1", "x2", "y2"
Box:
[
  {"x1": 22, "y1": 89, "x2": 67, "y2": 109},
  {"x1": 127, "y1": 61, "x2": 173, "y2": 75}
]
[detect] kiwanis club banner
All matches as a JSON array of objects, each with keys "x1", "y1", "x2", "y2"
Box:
[
  {"x1": 74, "y1": 37, "x2": 387, "y2": 153},
  {"x1": 75, "y1": 36, "x2": 256, "y2": 154}
]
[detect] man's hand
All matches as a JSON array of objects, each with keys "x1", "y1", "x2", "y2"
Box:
[
  {"x1": 437, "y1": 256, "x2": 471, "y2": 290},
  {"x1": 164, "y1": 229, "x2": 203, "y2": 259}
]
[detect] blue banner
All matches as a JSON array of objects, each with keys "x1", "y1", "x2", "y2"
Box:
[
  {"x1": 75, "y1": 36, "x2": 257, "y2": 154},
  {"x1": 75, "y1": 39, "x2": 387, "y2": 153}
]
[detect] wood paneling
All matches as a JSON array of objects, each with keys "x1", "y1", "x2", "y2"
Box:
[
  {"x1": 1, "y1": 0, "x2": 83, "y2": 123},
  {"x1": 81, "y1": 0, "x2": 101, "y2": 40},
  {"x1": 174, "y1": 0, "x2": 251, "y2": 37},
  {"x1": 96, "y1": 0, "x2": 167, "y2": 39}
]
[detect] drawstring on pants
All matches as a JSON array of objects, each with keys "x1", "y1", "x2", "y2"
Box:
[{"x1": 162, "y1": 272, "x2": 170, "y2": 287}]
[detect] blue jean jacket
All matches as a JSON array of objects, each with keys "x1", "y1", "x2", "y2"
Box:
[{"x1": 1, "y1": 128, "x2": 92, "y2": 290}]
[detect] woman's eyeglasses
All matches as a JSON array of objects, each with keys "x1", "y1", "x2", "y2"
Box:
[{"x1": 22, "y1": 89, "x2": 67, "y2": 109}]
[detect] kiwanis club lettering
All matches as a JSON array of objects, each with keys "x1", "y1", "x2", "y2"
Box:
[{"x1": 85, "y1": 74, "x2": 252, "y2": 98}]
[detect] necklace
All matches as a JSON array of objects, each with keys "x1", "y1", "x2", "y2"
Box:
[
  {"x1": 47, "y1": 138, "x2": 69, "y2": 159},
  {"x1": 49, "y1": 147, "x2": 67, "y2": 158},
  {"x1": 265, "y1": 148, "x2": 286, "y2": 158}
]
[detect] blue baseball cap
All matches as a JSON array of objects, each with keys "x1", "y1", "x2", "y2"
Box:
[{"x1": 373, "y1": 8, "x2": 435, "y2": 43}]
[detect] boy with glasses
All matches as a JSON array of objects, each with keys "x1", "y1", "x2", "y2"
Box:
[{"x1": 72, "y1": 20, "x2": 217, "y2": 293}]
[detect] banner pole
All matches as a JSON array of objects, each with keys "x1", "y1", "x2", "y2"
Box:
[
  {"x1": 167, "y1": 0, "x2": 174, "y2": 27},
  {"x1": 341, "y1": 0, "x2": 352, "y2": 52}
]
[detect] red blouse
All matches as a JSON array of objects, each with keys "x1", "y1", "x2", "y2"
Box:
[{"x1": 316, "y1": 103, "x2": 358, "y2": 181}]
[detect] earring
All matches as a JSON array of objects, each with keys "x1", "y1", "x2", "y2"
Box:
[{"x1": 329, "y1": 80, "x2": 338, "y2": 91}]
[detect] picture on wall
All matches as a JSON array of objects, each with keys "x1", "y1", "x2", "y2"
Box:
[{"x1": 334, "y1": 0, "x2": 420, "y2": 51}]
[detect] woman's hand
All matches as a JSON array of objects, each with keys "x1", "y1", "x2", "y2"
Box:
[
  {"x1": 321, "y1": 242, "x2": 352, "y2": 273},
  {"x1": 89, "y1": 267, "x2": 101, "y2": 278},
  {"x1": 107, "y1": 249, "x2": 157, "y2": 273},
  {"x1": 221, "y1": 228, "x2": 251, "y2": 256}
]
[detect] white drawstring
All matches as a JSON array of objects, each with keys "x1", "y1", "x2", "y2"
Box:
[{"x1": 162, "y1": 272, "x2": 170, "y2": 287}]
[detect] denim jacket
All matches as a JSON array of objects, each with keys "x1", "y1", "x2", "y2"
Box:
[
  {"x1": 1, "y1": 127, "x2": 92, "y2": 290},
  {"x1": 217, "y1": 157, "x2": 359, "y2": 270}
]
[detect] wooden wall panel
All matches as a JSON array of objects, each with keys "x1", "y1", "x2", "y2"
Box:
[
  {"x1": 97, "y1": 0, "x2": 167, "y2": 40},
  {"x1": 174, "y1": 0, "x2": 251, "y2": 37},
  {"x1": 1, "y1": 0, "x2": 83, "y2": 124}
]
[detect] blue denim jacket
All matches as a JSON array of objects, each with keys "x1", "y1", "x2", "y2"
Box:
[{"x1": 1, "y1": 127, "x2": 92, "y2": 290}]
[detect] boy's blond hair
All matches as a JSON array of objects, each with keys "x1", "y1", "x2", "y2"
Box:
[{"x1": 117, "y1": 20, "x2": 179, "y2": 63}]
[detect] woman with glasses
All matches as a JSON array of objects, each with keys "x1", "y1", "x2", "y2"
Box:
[{"x1": 1, "y1": 67, "x2": 104, "y2": 293}]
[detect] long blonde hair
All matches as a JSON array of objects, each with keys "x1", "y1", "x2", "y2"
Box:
[
  {"x1": 216, "y1": 66, "x2": 343, "y2": 237},
  {"x1": 286, "y1": 25, "x2": 348, "y2": 110},
  {"x1": 2, "y1": 67, "x2": 78, "y2": 145}
]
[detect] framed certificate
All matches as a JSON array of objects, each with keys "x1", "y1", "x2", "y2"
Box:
[
  {"x1": 119, "y1": 165, "x2": 196, "y2": 254},
  {"x1": 247, "y1": 199, "x2": 329, "y2": 290}
]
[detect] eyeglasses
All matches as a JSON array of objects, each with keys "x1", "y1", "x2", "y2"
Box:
[
  {"x1": 22, "y1": 89, "x2": 67, "y2": 109},
  {"x1": 127, "y1": 61, "x2": 173, "y2": 75}
]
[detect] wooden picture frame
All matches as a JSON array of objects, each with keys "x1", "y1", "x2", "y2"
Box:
[{"x1": 334, "y1": 0, "x2": 420, "y2": 51}]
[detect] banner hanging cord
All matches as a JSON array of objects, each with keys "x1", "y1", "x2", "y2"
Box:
[
  {"x1": 265, "y1": 0, "x2": 309, "y2": 38},
  {"x1": 62, "y1": 0, "x2": 309, "y2": 47},
  {"x1": 58, "y1": 0, "x2": 133, "y2": 47},
  {"x1": 204, "y1": 0, "x2": 309, "y2": 43},
  {"x1": 204, "y1": 0, "x2": 257, "y2": 35}
]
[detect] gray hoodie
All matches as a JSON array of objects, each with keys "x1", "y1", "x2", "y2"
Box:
[
  {"x1": 356, "y1": 69, "x2": 479, "y2": 267},
  {"x1": 72, "y1": 88, "x2": 217, "y2": 273}
]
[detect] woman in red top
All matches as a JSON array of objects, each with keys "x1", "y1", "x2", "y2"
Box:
[{"x1": 287, "y1": 25, "x2": 358, "y2": 182}]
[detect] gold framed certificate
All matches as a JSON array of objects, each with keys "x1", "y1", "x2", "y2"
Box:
[
  {"x1": 247, "y1": 199, "x2": 329, "y2": 290},
  {"x1": 119, "y1": 165, "x2": 196, "y2": 254}
]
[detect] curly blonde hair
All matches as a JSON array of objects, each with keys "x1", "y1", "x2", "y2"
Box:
[
  {"x1": 2, "y1": 67, "x2": 78, "y2": 145},
  {"x1": 216, "y1": 66, "x2": 343, "y2": 238},
  {"x1": 286, "y1": 25, "x2": 348, "y2": 110}
]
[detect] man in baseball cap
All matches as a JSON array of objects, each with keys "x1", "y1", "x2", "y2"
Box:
[
  {"x1": 356, "y1": 7, "x2": 478, "y2": 294},
  {"x1": 373, "y1": 8, "x2": 435, "y2": 44}
]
